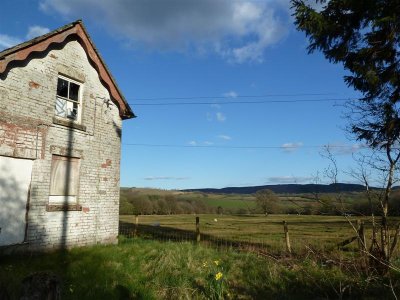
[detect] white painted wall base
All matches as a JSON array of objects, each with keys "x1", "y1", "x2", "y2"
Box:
[{"x1": 0, "y1": 156, "x2": 33, "y2": 246}]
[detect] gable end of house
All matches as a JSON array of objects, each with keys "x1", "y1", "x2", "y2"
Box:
[{"x1": 0, "y1": 20, "x2": 135, "y2": 120}]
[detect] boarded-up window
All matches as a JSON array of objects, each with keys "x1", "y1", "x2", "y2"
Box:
[{"x1": 49, "y1": 155, "x2": 80, "y2": 204}]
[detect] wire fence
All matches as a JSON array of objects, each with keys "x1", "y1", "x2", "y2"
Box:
[{"x1": 117, "y1": 214, "x2": 381, "y2": 256}]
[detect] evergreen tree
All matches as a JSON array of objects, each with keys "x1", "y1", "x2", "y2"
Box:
[{"x1": 292, "y1": 0, "x2": 400, "y2": 266}]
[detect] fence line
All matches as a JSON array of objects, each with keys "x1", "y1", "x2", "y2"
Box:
[{"x1": 118, "y1": 215, "x2": 373, "y2": 256}]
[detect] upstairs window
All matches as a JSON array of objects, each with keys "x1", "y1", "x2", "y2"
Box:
[{"x1": 55, "y1": 76, "x2": 82, "y2": 122}]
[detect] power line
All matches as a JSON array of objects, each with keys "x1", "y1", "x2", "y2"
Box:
[
  {"x1": 129, "y1": 97, "x2": 353, "y2": 106},
  {"x1": 122, "y1": 143, "x2": 362, "y2": 150},
  {"x1": 129, "y1": 92, "x2": 340, "y2": 101}
]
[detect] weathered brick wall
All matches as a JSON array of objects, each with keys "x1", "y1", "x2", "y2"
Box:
[{"x1": 0, "y1": 40, "x2": 123, "y2": 249}]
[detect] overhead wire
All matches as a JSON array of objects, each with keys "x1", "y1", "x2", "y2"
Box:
[
  {"x1": 123, "y1": 93, "x2": 359, "y2": 150},
  {"x1": 128, "y1": 97, "x2": 353, "y2": 106},
  {"x1": 129, "y1": 92, "x2": 341, "y2": 101},
  {"x1": 122, "y1": 143, "x2": 364, "y2": 150}
]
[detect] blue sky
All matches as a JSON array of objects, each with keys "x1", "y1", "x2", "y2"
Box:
[{"x1": 1, "y1": 0, "x2": 366, "y2": 189}]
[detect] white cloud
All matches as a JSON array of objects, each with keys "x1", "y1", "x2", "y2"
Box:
[
  {"x1": 281, "y1": 142, "x2": 303, "y2": 153},
  {"x1": 223, "y1": 91, "x2": 238, "y2": 98},
  {"x1": 39, "y1": 0, "x2": 289, "y2": 63},
  {"x1": 210, "y1": 104, "x2": 221, "y2": 109},
  {"x1": 207, "y1": 111, "x2": 227, "y2": 122},
  {"x1": 26, "y1": 26, "x2": 50, "y2": 39},
  {"x1": 189, "y1": 140, "x2": 214, "y2": 146},
  {"x1": 0, "y1": 25, "x2": 51, "y2": 51},
  {"x1": 267, "y1": 176, "x2": 313, "y2": 184},
  {"x1": 218, "y1": 135, "x2": 232, "y2": 141},
  {"x1": 324, "y1": 143, "x2": 366, "y2": 155},
  {"x1": 144, "y1": 176, "x2": 190, "y2": 181},
  {"x1": 216, "y1": 112, "x2": 226, "y2": 122},
  {"x1": 0, "y1": 34, "x2": 22, "y2": 50}
]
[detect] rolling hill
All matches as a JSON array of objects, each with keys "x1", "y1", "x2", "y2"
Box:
[{"x1": 182, "y1": 183, "x2": 373, "y2": 194}]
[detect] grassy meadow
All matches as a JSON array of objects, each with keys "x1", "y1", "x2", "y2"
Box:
[
  {"x1": 1, "y1": 238, "x2": 399, "y2": 299},
  {"x1": 2, "y1": 214, "x2": 400, "y2": 298},
  {"x1": 120, "y1": 214, "x2": 400, "y2": 256},
  {"x1": 2, "y1": 188, "x2": 400, "y2": 299},
  {"x1": 199, "y1": 194, "x2": 256, "y2": 210}
]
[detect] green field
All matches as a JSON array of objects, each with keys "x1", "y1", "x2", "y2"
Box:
[
  {"x1": 164, "y1": 190, "x2": 257, "y2": 209},
  {"x1": 120, "y1": 214, "x2": 400, "y2": 255},
  {"x1": 120, "y1": 187, "x2": 371, "y2": 215},
  {"x1": 2, "y1": 214, "x2": 400, "y2": 299},
  {"x1": 200, "y1": 195, "x2": 256, "y2": 209}
]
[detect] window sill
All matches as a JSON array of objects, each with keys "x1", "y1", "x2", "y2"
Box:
[
  {"x1": 53, "y1": 117, "x2": 86, "y2": 132},
  {"x1": 46, "y1": 204, "x2": 82, "y2": 212}
]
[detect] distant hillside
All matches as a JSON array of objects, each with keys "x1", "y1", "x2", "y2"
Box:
[{"x1": 182, "y1": 183, "x2": 373, "y2": 194}]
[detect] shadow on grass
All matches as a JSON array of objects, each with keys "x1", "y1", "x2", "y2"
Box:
[
  {"x1": 119, "y1": 221, "x2": 283, "y2": 256},
  {"x1": 230, "y1": 214, "x2": 261, "y2": 218},
  {"x1": 0, "y1": 247, "x2": 152, "y2": 300}
]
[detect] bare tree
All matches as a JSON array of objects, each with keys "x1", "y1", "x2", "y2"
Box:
[
  {"x1": 255, "y1": 189, "x2": 279, "y2": 216},
  {"x1": 347, "y1": 149, "x2": 400, "y2": 266}
]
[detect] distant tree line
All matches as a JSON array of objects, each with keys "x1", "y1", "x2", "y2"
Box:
[
  {"x1": 120, "y1": 191, "x2": 215, "y2": 215},
  {"x1": 120, "y1": 188, "x2": 400, "y2": 216},
  {"x1": 245, "y1": 188, "x2": 400, "y2": 217},
  {"x1": 254, "y1": 189, "x2": 400, "y2": 217}
]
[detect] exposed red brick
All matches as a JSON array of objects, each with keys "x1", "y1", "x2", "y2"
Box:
[
  {"x1": 101, "y1": 159, "x2": 112, "y2": 168},
  {"x1": 0, "y1": 118, "x2": 48, "y2": 159},
  {"x1": 82, "y1": 207, "x2": 90, "y2": 213},
  {"x1": 29, "y1": 81, "x2": 40, "y2": 89}
]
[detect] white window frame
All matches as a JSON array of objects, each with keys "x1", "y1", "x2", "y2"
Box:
[{"x1": 55, "y1": 75, "x2": 83, "y2": 123}]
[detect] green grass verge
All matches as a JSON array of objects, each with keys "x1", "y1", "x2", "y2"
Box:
[{"x1": 1, "y1": 238, "x2": 399, "y2": 299}]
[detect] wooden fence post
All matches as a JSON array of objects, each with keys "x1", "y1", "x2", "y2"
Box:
[
  {"x1": 196, "y1": 216, "x2": 200, "y2": 243},
  {"x1": 357, "y1": 220, "x2": 366, "y2": 253},
  {"x1": 283, "y1": 221, "x2": 292, "y2": 254},
  {"x1": 134, "y1": 215, "x2": 139, "y2": 237},
  {"x1": 356, "y1": 220, "x2": 361, "y2": 250},
  {"x1": 390, "y1": 223, "x2": 400, "y2": 257}
]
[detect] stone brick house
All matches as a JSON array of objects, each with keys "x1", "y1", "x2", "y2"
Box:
[{"x1": 0, "y1": 20, "x2": 135, "y2": 250}]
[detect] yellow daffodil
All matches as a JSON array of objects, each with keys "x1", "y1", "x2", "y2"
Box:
[
  {"x1": 215, "y1": 272, "x2": 223, "y2": 281},
  {"x1": 214, "y1": 260, "x2": 219, "y2": 266}
]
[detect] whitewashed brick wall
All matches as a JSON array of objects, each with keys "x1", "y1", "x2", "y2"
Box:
[{"x1": 0, "y1": 40, "x2": 123, "y2": 250}]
